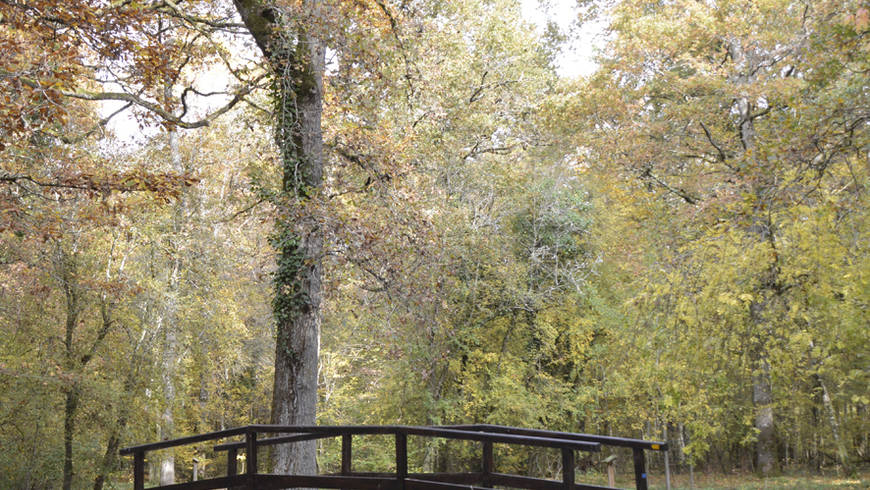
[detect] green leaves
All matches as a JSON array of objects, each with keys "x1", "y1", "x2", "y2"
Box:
[{"x1": 560, "y1": 0, "x2": 870, "y2": 471}]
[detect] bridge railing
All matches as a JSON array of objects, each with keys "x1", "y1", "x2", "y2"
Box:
[
  {"x1": 120, "y1": 424, "x2": 666, "y2": 490},
  {"x1": 440, "y1": 424, "x2": 667, "y2": 489}
]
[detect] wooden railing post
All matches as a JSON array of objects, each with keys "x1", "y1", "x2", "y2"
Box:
[
  {"x1": 562, "y1": 448, "x2": 575, "y2": 490},
  {"x1": 482, "y1": 440, "x2": 493, "y2": 487},
  {"x1": 395, "y1": 431, "x2": 407, "y2": 490},
  {"x1": 133, "y1": 450, "x2": 145, "y2": 490},
  {"x1": 227, "y1": 447, "x2": 238, "y2": 476},
  {"x1": 632, "y1": 447, "x2": 648, "y2": 490},
  {"x1": 340, "y1": 433, "x2": 353, "y2": 490},
  {"x1": 246, "y1": 430, "x2": 257, "y2": 489},
  {"x1": 342, "y1": 434, "x2": 352, "y2": 474}
]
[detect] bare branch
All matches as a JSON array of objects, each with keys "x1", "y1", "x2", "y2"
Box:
[
  {"x1": 153, "y1": 0, "x2": 247, "y2": 31},
  {"x1": 642, "y1": 167, "x2": 700, "y2": 205},
  {"x1": 60, "y1": 73, "x2": 268, "y2": 129},
  {"x1": 45, "y1": 102, "x2": 134, "y2": 145},
  {"x1": 699, "y1": 120, "x2": 728, "y2": 163}
]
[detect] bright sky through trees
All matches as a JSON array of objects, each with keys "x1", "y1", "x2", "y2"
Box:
[
  {"x1": 520, "y1": 0, "x2": 601, "y2": 78},
  {"x1": 104, "y1": 0, "x2": 595, "y2": 144}
]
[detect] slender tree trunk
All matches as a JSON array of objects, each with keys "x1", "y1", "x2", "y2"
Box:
[
  {"x1": 94, "y1": 340, "x2": 142, "y2": 490},
  {"x1": 93, "y1": 415, "x2": 126, "y2": 490},
  {"x1": 817, "y1": 373, "x2": 850, "y2": 473},
  {"x1": 158, "y1": 329, "x2": 177, "y2": 484},
  {"x1": 62, "y1": 386, "x2": 79, "y2": 490},
  {"x1": 234, "y1": 0, "x2": 325, "y2": 475},
  {"x1": 157, "y1": 68, "x2": 183, "y2": 486},
  {"x1": 59, "y1": 245, "x2": 80, "y2": 490}
]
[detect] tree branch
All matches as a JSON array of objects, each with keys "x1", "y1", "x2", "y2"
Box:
[
  {"x1": 642, "y1": 167, "x2": 700, "y2": 205},
  {"x1": 61, "y1": 74, "x2": 265, "y2": 129},
  {"x1": 699, "y1": 120, "x2": 728, "y2": 163},
  {"x1": 46, "y1": 102, "x2": 133, "y2": 144},
  {"x1": 154, "y1": 0, "x2": 248, "y2": 31}
]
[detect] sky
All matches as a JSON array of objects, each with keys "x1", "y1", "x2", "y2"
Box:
[
  {"x1": 104, "y1": 1, "x2": 602, "y2": 144},
  {"x1": 520, "y1": 0, "x2": 602, "y2": 78}
]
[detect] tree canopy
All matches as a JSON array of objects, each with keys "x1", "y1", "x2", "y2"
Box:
[{"x1": 0, "y1": 0, "x2": 867, "y2": 487}]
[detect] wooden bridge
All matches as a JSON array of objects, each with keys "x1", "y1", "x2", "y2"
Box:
[{"x1": 120, "y1": 424, "x2": 667, "y2": 490}]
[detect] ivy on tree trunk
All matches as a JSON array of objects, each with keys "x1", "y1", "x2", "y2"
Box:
[{"x1": 234, "y1": 0, "x2": 325, "y2": 475}]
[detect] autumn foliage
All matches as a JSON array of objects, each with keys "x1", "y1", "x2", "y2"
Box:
[{"x1": 0, "y1": 0, "x2": 867, "y2": 488}]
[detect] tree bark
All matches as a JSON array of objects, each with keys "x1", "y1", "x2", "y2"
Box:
[
  {"x1": 233, "y1": 0, "x2": 325, "y2": 475},
  {"x1": 157, "y1": 64, "x2": 184, "y2": 485},
  {"x1": 59, "y1": 245, "x2": 81, "y2": 490},
  {"x1": 62, "y1": 386, "x2": 79, "y2": 490},
  {"x1": 93, "y1": 397, "x2": 128, "y2": 490},
  {"x1": 94, "y1": 310, "x2": 144, "y2": 490},
  {"x1": 751, "y1": 355, "x2": 776, "y2": 474},
  {"x1": 816, "y1": 372, "x2": 850, "y2": 473}
]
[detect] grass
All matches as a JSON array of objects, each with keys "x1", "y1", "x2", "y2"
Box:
[
  {"x1": 648, "y1": 471, "x2": 869, "y2": 489},
  {"x1": 576, "y1": 468, "x2": 870, "y2": 489}
]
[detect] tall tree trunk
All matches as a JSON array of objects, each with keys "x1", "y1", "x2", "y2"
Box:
[
  {"x1": 58, "y1": 242, "x2": 119, "y2": 489},
  {"x1": 159, "y1": 326, "x2": 177, "y2": 484},
  {"x1": 157, "y1": 61, "x2": 184, "y2": 485},
  {"x1": 234, "y1": 0, "x2": 325, "y2": 475},
  {"x1": 59, "y1": 245, "x2": 81, "y2": 490},
  {"x1": 62, "y1": 386, "x2": 79, "y2": 490},
  {"x1": 93, "y1": 403, "x2": 130, "y2": 490},
  {"x1": 747, "y1": 234, "x2": 778, "y2": 476},
  {"x1": 730, "y1": 38, "x2": 778, "y2": 474}
]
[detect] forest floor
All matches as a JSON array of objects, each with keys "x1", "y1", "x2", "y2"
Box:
[{"x1": 579, "y1": 468, "x2": 870, "y2": 489}]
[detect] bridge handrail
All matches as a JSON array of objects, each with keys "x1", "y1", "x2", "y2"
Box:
[
  {"x1": 208, "y1": 425, "x2": 601, "y2": 453},
  {"x1": 440, "y1": 424, "x2": 668, "y2": 451}
]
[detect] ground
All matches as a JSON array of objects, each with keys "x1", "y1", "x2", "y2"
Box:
[{"x1": 594, "y1": 469, "x2": 870, "y2": 489}]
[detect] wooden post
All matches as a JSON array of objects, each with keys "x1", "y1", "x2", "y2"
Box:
[
  {"x1": 482, "y1": 440, "x2": 493, "y2": 487},
  {"x1": 340, "y1": 433, "x2": 353, "y2": 490},
  {"x1": 193, "y1": 457, "x2": 200, "y2": 481},
  {"x1": 227, "y1": 447, "x2": 238, "y2": 476},
  {"x1": 632, "y1": 448, "x2": 648, "y2": 490},
  {"x1": 395, "y1": 431, "x2": 407, "y2": 490},
  {"x1": 133, "y1": 451, "x2": 145, "y2": 490},
  {"x1": 246, "y1": 430, "x2": 257, "y2": 489},
  {"x1": 562, "y1": 448, "x2": 575, "y2": 490},
  {"x1": 342, "y1": 434, "x2": 352, "y2": 475}
]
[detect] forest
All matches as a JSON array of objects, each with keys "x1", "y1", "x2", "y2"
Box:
[{"x1": 0, "y1": 0, "x2": 867, "y2": 488}]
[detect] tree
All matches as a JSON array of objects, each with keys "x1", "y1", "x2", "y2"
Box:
[
  {"x1": 566, "y1": 0, "x2": 869, "y2": 473},
  {"x1": 230, "y1": 0, "x2": 325, "y2": 474},
  {"x1": 315, "y1": 0, "x2": 601, "y2": 475}
]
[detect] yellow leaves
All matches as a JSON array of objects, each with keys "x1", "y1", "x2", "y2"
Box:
[
  {"x1": 713, "y1": 290, "x2": 752, "y2": 316},
  {"x1": 717, "y1": 292, "x2": 738, "y2": 307},
  {"x1": 852, "y1": 394, "x2": 870, "y2": 405}
]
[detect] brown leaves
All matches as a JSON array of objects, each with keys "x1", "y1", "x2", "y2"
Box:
[{"x1": 60, "y1": 169, "x2": 199, "y2": 201}]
